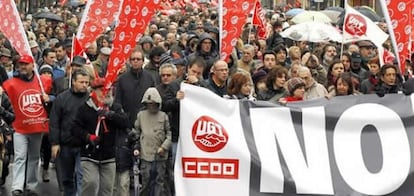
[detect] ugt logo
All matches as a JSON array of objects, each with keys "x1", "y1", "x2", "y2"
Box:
[
  {"x1": 192, "y1": 115, "x2": 228, "y2": 153},
  {"x1": 18, "y1": 89, "x2": 44, "y2": 118}
]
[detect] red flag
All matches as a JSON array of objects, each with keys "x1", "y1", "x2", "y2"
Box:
[
  {"x1": 104, "y1": 0, "x2": 161, "y2": 90},
  {"x1": 387, "y1": 0, "x2": 413, "y2": 73},
  {"x1": 252, "y1": 0, "x2": 267, "y2": 39},
  {"x1": 221, "y1": 0, "x2": 254, "y2": 60},
  {"x1": 0, "y1": 1, "x2": 31, "y2": 57},
  {"x1": 72, "y1": 36, "x2": 86, "y2": 58},
  {"x1": 77, "y1": 0, "x2": 122, "y2": 49}
]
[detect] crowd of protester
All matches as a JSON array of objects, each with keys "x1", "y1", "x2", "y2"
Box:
[{"x1": 0, "y1": 2, "x2": 412, "y2": 196}]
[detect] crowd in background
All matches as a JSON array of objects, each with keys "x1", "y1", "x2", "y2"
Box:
[{"x1": 0, "y1": 1, "x2": 412, "y2": 196}]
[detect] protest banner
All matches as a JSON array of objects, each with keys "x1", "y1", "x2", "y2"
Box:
[{"x1": 176, "y1": 83, "x2": 414, "y2": 196}]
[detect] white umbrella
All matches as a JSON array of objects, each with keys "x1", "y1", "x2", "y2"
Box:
[
  {"x1": 320, "y1": 10, "x2": 341, "y2": 24},
  {"x1": 280, "y1": 22, "x2": 343, "y2": 43},
  {"x1": 291, "y1": 11, "x2": 332, "y2": 24}
]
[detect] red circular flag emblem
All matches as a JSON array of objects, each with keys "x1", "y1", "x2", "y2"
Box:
[
  {"x1": 344, "y1": 13, "x2": 367, "y2": 37},
  {"x1": 192, "y1": 116, "x2": 229, "y2": 153}
]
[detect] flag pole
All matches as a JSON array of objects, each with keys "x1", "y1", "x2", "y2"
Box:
[
  {"x1": 9, "y1": 1, "x2": 45, "y2": 94},
  {"x1": 340, "y1": 0, "x2": 347, "y2": 58},
  {"x1": 218, "y1": 0, "x2": 223, "y2": 59}
]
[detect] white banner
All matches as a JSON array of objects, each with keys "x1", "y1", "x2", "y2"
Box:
[{"x1": 176, "y1": 83, "x2": 414, "y2": 196}]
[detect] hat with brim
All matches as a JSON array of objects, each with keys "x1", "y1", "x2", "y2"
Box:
[
  {"x1": 0, "y1": 48, "x2": 12, "y2": 58},
  {"x1": 358, "y1": 40, "x2": 374, "y2": 48}
]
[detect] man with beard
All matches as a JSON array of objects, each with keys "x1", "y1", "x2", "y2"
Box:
[
  {"x1": 321, "y1": 44, "x2": 337, "y2": 71},
  {"x1": 4, "y1": 55, "x2": 50, "y2": 196},
  {"x1": 298, "y1": 66, "x2": 328, "y2": 100},
  {"x1": 71, "y1": 78, "x2": 128, "y2": 196}
]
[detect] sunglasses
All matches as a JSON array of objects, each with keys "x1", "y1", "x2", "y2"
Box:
[
  {"x1": 161, "y1": 74, "x2": 172, "y2": 77},
  {"x1": 130, "y1": 58, "x2": 142, "y2": 61}
]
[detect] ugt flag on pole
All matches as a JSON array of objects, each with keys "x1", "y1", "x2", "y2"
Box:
[
  {"x1": 343, "y1": 2, "x2": 388, "y2": 52},
  {"x1": 104, "y1": 0, "x2": 160, "y2": 90},
  {"x1": 220, "y1": 0, "x2": 254, "y2": 60},
  {"x1": 0, "y1": 1, "x2": 31, "y2": 57},
  {"x1": 77, "y1": 0, "x2": 122, "y2": 48},
  {"x1": 252, "y1": 0, "x2": 267, "y2": 39}
]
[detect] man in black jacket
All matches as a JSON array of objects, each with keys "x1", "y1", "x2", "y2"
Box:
[
  {"x1": 163, "y1": 57, "x2": 207, "y2": 166},
  {"x1": 49, "y1": 69, "x2": 90, "y2": 196},
  {"x1": 115, "y1": 49, "x2": 155, "y2": 127},
  {"x1": 71, "y1": 78, "x2": 128, "y2": 196}
]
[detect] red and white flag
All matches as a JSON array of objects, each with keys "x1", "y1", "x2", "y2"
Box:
[
  {"x1": 76, "y1": 0, "x2": 122, "y2": 48},
  {"x1": 104, "y1": 0, "x2": 161, "y2": 90},
  {"x1": 386, "y1": 0, "x2": 413, "y2": 73},
  {"x1": 252, "y1": 0, "x2": 267, "y2": 39},
  {"x1": 0, "y1": 1, "x2": 31, "y2": 57},
  {"x1": 343, "y1": 2, "x2": 388, "y2": 48},
  {"x1": 220, "y1": 0, "x2": 254, "y2": 60}
]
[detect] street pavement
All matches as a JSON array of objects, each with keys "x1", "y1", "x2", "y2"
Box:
[{"x1": 0, "y1": 162, "x2": 62, "y2": 196}]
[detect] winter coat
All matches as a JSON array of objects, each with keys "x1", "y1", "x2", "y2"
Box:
[
  {"x1": 163, "y1": 77, "x2": 207, "y2": 143},
  {"x1": 375, "y1": 82, "x2": 403, "y2": 97},
  {"x1": 49, "y1": 89, "x2": 89, "y2": 147},
  {"x1": 204, "y1": 77, "x2": 227, "y2": 97},
  {"x1": 115, "y1": 69, "x2": 155, "y2": 128},
  {"x1": 257, "y1": 86, "x2": 287, "y2": 102},
  {"x1": 144, "y1": 62, "x2": 161, "y2": 85},
  {"x1": 114, "y1": 127, "x2": 133, "y2": 172},
  {"x1": 186, "y1": 33, "x2": 219, "y2": 79},
  {"x1": 71, "y1": 99, "x2": 129, "y2": 161},
  {"x1": 360, "y1": 75, "x2": 379, "y2": 94}
]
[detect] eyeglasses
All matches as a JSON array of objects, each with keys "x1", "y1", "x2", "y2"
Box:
[
  {"x1": 161, "y1": 74, "x2": 172, "y2": 77},
  {"x1": 130, "y1": 58, "x2": 142, "y2": 61}
]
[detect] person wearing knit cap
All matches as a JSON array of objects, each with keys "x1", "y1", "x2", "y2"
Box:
[
  {"x1": 280, "y1": 77, "x2": 306, "y2": 103},
  {"x1": 139, "y1": 36, "x2": 154, "y2": 59},
  {"x1": 39, "y1": 64, "x2": 53, "y2": 77},
  {"x1": 252, "y1": 69, "x2": 267, "y2": 93}
]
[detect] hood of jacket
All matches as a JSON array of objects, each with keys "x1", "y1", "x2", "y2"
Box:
[
  {"x1": 141, "y1": 87, "x2": 162, "y2": 106},
  {"x1": 196, "y1": 33, "x2": 217, "y2": 55}
]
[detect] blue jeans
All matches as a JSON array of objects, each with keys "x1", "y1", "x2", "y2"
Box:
[
  {"x1": 57, "y1": 145, "x2": 82, "y2": 196},
  {"x1": 11, "y1": 132, "x2": 43, "y2": 191}
]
